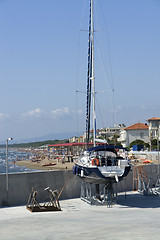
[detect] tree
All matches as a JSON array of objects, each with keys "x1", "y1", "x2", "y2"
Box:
[
  {"x1": 151, "y1": 139, "x2": 160, "y2": 150},
  {"x1": 109, "y1": 134, "x2": 122, "y2": 146},
  {"x1": 129, "y1": 139, "x2": 149, "y2": 149}
]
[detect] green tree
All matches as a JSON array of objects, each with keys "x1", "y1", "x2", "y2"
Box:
[
  {"x1": 129, "y1": 139, "x2": 149, "y2": 149},
  {"x1": 151, "y1": 139, "x2": 159, "y2": 150}
]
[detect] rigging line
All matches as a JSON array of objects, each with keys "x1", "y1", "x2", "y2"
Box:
[
  {"x1": 94, "y1": 36, "x2": 116, "y2": 127},
  {"x1": 76, "y1": 90, "x2": 113, "y2": 94},
  {"x1": 75, "y1": 28, "x2": 81, "y2": 137},
  {"x1": 99, "y1": 0, "x2": 114, "y2": 91},
  {"x1": 80, "y1": 0, "x2": 87, "y2": 30},
  {"x1": 75, "y1": 0, "x2": 88, "y2": 137},
  {"x1": 95, "y1": 94, "x2": 106, "y2": 129},
  {"x1": 93, "y1": 1, "x2": 114, "y2": 119},
  {"x1": 97, "y1": 0, "x2": 116, "y2": 127},
  {"x1": 75, "y1": 32, "x2": 80, "y2": 95},
  {"x1": 76, "y1": 0, "x2": 88, "y2": 92},
  {"x1": 94, "y1": 24, "x2": 116, "y2": 130},
  {"x1": 112, "y1": 91, "x2": 116, "y2": 127},
  {"x1": 76, "y1": 91, "x2": 79, "y2": 138},
  {"x1": 95, "y1": 36, "x2": 113, "y2": 92}
]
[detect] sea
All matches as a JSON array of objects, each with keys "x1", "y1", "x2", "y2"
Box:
[{"x1": 0, "y1": 149, "x2": 38, "y2": 174}]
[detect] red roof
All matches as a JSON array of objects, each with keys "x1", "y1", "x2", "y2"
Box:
[
  {"x1": 48, "y1": 142, "x2": 93, "y2": 147},
  {"x1": 147, "y1": 117, "x2": 160, "y2": 121},
  {"x1": 124, "y1": 122, "x2": 148, "y2": 130}
]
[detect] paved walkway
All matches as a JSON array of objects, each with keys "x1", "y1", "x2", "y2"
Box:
[{"x1": 0, "y1": 192, "x2": 160, "y2": 240}]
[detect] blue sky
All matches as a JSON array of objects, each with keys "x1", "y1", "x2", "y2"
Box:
[{"x1": 0, "y1": 0, "x2": 160, "y2": 142}]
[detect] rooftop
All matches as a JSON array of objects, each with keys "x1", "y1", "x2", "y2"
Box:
[
  {"x1": 147, "y1": 117, "x2": 160, "y2": 121},
  {"x1": 48, "y1": 142, "x2": 93, "y2": 147},
  {"x1": 124, "y1": 122, "x2": 149, "y2": 130}
]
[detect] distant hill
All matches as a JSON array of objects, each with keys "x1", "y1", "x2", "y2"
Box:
[
  {"x1": 0, "y1": 131, "x2": 83, "y2": 148},
  {"x1": 0, "y1": 139, "x2": 69, "y2": 149},
  {"x1": 0, "y1": 131, "x2": 82, "y2": 145}
]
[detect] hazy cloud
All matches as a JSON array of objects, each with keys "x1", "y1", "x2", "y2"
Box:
[
  {"x1": 51, "y1": 107, "x2": 70, "y2": 117},
  {"x1": 0, "y1": 113, "x2": 9, "y2": 120},
  {"x1": 22, "y1": 108, "x2": 44, "y2": 118},
  {"x1": 139, "y1": 105, "x2": 147, "y2": 110},
  {"x1": 50, "y1": 107, "x2": 83, "y2": 118}
]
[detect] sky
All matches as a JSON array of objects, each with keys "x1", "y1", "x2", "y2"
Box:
[{"x1": 0, "y1": 0, "x2": 160, "y2": 142}]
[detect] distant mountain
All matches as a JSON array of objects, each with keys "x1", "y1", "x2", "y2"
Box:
[{"x1": 2, "y1": 131, "x2": 82, "y2": 144}]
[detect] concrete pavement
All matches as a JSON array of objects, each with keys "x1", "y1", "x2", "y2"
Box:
[{"x1": 0, "y1": 191, "x2": 160, "y2": 240}]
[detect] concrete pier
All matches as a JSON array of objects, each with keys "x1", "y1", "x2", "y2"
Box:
[
  {"x1": 0, "y1": 165, "x2": 160, "y2": 239},
  {"x1": 0, "y1": 192, "x2": 160, "y2": 240}
]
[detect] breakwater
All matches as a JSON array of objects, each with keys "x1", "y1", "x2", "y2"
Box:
[{"x1": 0, "y1": 164, "x2": 158, "y2": 207}]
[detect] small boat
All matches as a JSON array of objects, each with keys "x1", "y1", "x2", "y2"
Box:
[
  {"x1": 42, "y1": 163, "x2": 56, "y2": 167},
  {"x1": 142, "y1": 160, "x2": 152, "y2": 164},
  {"x1": 73, "y1": 0, "x2": 131, "y2": 185}
]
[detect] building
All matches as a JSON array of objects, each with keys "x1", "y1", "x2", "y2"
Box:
[
  {"x1": 147, "y1": 117, "x2": 160, "y2": 150},
  {"x1": 48, "y1": 142, "x2": 94, "y2": 158},
  {"x1": 118, "y1": 122, "x2": 149, "y2": 148},
  {"x1": 97, "y1": 125, "x2": 125, "y2": 139},
  {"x1": 69, "y1": 135, "x2": 85, "y2": 143},
  {"x1": 69, "y1": 136, "x2": 79, "y2": 143}
]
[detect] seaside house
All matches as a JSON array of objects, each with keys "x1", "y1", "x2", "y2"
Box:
[
  {"x1": 78, "y1": 135, "x2": 84, "y2": 143},
  {"x1": 118, "y1": 122, "x2": 149, "y2": 148},
  {"x1": 96, "y1": 125, "x2": 125, "y2": 139},
  {"x1": 69, "y1": 136, "x2": 79, "y2": 143},
  {"x1": 147, "y1": 117, "x2": 160, "y2": 150}
]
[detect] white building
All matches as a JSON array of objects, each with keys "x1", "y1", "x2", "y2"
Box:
[
  {"x1": 147, "y1": 117, "x2": 160, "y2": 150},
  {"x1": 69, "y1": 136, "x2": 79, "y2": 143},
  {"x1": 96, "y1": 125, "x2": 125, "y2": 139},
  {"x1": 118, "y1": 122, "x2": 149, "y2": 148}
]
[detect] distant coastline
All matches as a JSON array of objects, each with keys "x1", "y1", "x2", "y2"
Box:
[{"x1": 0, "y1": 139, "x2": 69, "y2": 149}]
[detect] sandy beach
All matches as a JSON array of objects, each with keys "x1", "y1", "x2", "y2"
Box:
[
  {"x1": 16, "y1": 156, "x2": 156, "y2": 172},
  {"x1": 15, "y1": 151, "x2": 157, "y2": 172},
  {"x1": 14, "y1": 147, "x2": 159, "y2": 172},
  {"x1": 16, "y1": 158, "x2": 75, "y2": 171}
]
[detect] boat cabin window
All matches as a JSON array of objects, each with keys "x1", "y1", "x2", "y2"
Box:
[{"x1": 90, "y1": 150, "x2": 119, "y2": 166}]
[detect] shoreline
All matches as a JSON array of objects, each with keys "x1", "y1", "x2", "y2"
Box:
[
  {"x1": 12, "y1": 148, "x2": 160, "y2": 171},
  {"x1": 16, "y1": 159, "x2": 74, "y2": 171},
  {"x1": 10, "y1": 147, "x2": 75, "y2": 171}
]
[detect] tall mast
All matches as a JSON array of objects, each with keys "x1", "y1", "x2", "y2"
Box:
[
  {"x1": 91, "y1": 0, "x2": 96, "y2": 147},
  {"x1": 86, "y1": 0, "x2": 92, "y2": 148},
  {"x1": 86, "y1": 0, "x2": 96, "y2": 148}
]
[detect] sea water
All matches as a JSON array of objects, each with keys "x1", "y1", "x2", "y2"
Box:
[{"x1": 0, "y1": 149, "x2": 37, "y2": 174}]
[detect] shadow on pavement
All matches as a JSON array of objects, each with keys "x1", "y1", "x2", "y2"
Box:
[{"x1": 117, "y1": 192, "x2": 160, "y2": 208}]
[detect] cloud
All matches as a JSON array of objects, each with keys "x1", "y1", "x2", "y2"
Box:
[
  {"x1": 22, "y1": 107, "x2": 82, "y2": 120},
  {"x1": 0, "y1": 113, "x2": 9, "y2": 120},
  {"x1": 51, "y1": 107, "x2": 70, "y2": 117},
  {"x1": 0, "y1": 113, "x2": 9, "y2": 121},
  {"x1": 50, "y1": 107, "x2": 83, "y2": 118},
  {"x1": 22, "y1": 108, "x2": 44, "y2": 118},
  {"x1": 139, "y1": 105, "x2": 147, "y2": 110}
]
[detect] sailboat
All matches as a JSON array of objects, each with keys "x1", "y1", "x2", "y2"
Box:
[{"x1": 73, "y1": 0, "x2": 131, "y2": 186}]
